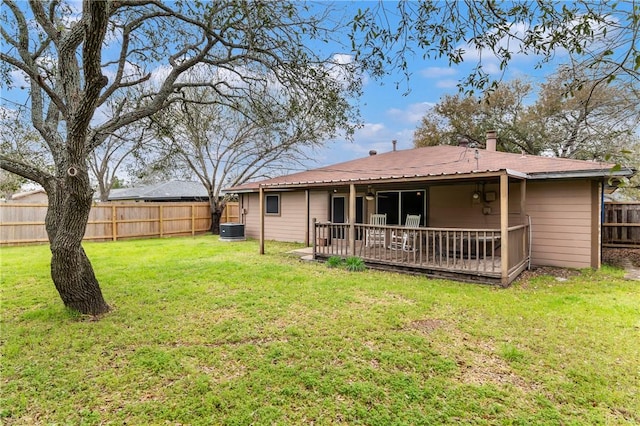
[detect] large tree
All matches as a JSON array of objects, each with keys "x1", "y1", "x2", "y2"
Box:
[
  {"x1": 0, "y1": 0, "x2": 358, "y2": 315},
  {"x1": 413, "y1": 70, "x2": 640, "y2": 160},
  {"x1": 144, "y1": 75, "x2": 343, "y2": 234}
]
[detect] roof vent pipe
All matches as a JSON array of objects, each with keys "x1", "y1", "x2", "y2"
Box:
[
  {"x1": 392, "y1": 140, "x2": 397, "y2": 151},
  {"x1": 486, "y1": 130, "x2": 497, "y2": 152},
  {"x1": 369, "y1": 150, "x2": 377, "y2": 156}
]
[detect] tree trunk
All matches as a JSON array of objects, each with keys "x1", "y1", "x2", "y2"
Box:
[
  {"x1": 46, "y1": 174, "x2": 110, "y2": 316},
  {"x1": 209, "y1": 197, "x2": 224, "y2": 235},
  {"x1": 210, "y1": 206, "x2": 223, "y2": 235}
]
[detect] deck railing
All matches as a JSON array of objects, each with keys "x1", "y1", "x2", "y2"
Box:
[
  {"x1": 313, "y1": 221, "x2": 530, "y2": 282},
  {"x1": 506, "y1": 223, "x2": 530, "y2": 272}
]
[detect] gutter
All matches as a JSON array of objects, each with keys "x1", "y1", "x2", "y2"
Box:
[
  {"x1": 223, "y1": 167, "x2": 636, "y2": 194},
  {"x1": 527, "y1": 168, "x2": 635, "y2": 180}
]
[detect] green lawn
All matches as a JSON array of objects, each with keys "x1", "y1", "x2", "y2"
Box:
[{"x1": 1, "y1": 236, "x2": 639, "y2": 425}]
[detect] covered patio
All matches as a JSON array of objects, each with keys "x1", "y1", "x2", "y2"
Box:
[{"x1": 260, "y1": 169, "x2": 531, "y2": 286}]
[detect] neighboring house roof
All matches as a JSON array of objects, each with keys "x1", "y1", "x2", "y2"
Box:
[
  {"x1": 225, "y1": 145, "x2": 635, "y2": 193},
  {"x1": 108, "y1": 181, "x2": 208, "y2": 201},
  {"x1": 9, "y1": 189, "x2": 47, "y2": 202}
]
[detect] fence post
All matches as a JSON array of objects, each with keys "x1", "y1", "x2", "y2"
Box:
[
  {"x1": 192, "y1": 204, "x2": 196, "y2": 236},
  {"x1": 159, "y1": 205, "x2": 164, "y2": 237},
  {"x1": 112, "y1": 204, "x2": 117, "y2": 241}
]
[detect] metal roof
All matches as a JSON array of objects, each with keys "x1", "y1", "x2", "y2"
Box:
[{"x1": 225, "y1": 145, "x2": 635, "y2": 193}]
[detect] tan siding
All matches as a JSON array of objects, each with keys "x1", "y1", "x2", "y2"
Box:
[
  {"x1": 243, "y1": 193, "x2": 260, "y2": 239},
  {"x1": 309, "y1": 190, "x2": 329, "y2": 224},
  {"x1": 527, "y1": 180, "x2": 594, "y2": 268},
  {"x1": 529, "y1": 217, "x2": 591, "y2": 227},
  {"x1": 265, "y1": 192, "x2": 307, "y2": 242},
  {"x1": 243, "y1": 191, "x2": 322, "y2": 243},
  {"x1": 429, "y1": 182, "x2": 523, "y2": 228}
]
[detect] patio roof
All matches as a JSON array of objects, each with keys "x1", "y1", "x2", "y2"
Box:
[{"x1": 225, "y1": 145, "x2": 634, "y2": 193}]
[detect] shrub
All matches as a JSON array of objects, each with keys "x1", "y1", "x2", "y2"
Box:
[
  {"x1": 345, "y1": 256, "x2": 366, "y2": 272},
  {"x1": 326, "y1": 256, "x2": 344, "y2": 268}
]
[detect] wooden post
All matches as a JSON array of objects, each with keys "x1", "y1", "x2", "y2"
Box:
[
  {"x1": 191, "y1": 204, "x2": 196, "y2": 236},
  {"x1": 305, "y1": 189, "x2": 310, "y2": 247},
  {"x1": 312, "y1": 217, "x2": 317, "y2": 258},
  {"x1": 259, "y1": 186, "x2": 265, "y2": 255},
  {"x1": 520, "y1": 179, "x2": 527, "y2": 264},
  {"x1": 159, "y1": 205, "x2": 164, "y2": 237},
  {"x1": 520, "y1": 179, "x2": 526, "y2": 224},
  {"x1": 349, "y1": 184, "x2": 356, "y2": 256},
  {"x1": 500, "y1": 173, "x2": 509, "y2": 285},
  {"x1": 112, "y1": 204, "x2": 117, "y2": 241}
]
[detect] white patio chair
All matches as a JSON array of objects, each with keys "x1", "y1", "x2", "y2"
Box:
[
  {"x1": 389, "y1": 214, "x2": 421, "y2": 251},
  {"x1": 365, "y1": 213, "x2": 387, "y2": 247}
]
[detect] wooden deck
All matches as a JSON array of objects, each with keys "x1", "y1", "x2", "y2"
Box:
[{"x1": 313, "y1": 223, "x2": 530, "y2": 285}]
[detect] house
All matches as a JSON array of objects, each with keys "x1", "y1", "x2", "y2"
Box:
[
  {"x1": 8, "y1": 188, "x2": 48, "y2": 204},
  {"x1": 224, "y1": 132, "x2": 635, "y2": 285},
  {"x1": 107, "y1": 181, "x2": 208, "y2": 202}
]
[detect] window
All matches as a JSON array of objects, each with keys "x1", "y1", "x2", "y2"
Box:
[{"x1": 265, "y1": 194, "x2": 280, "y2": 215}]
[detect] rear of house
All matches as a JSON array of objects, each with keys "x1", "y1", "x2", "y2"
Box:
[
  {"x1": 226, "y1": 137, "x2": 633, "y2": 282},
  {"x1": 237, "y1": 178, "x2": 601, "y2": 270}
]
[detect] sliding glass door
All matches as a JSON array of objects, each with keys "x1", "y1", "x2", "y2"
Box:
[{"x1": 377, "y1": 190, "x2": 426, "y2": 226}]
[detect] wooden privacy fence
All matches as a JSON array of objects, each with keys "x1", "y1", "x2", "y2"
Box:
[
  {"x1": 221, "y1": 201, "x2": 240, "y2": 223},
  {"x1": 603, "y1": 202, "x2": 640, "y2": 247},
  {"x1": 0, "y1": 202, "x2": 215, "y2": 245}
]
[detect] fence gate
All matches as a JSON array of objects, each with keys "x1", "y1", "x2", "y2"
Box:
[{"x1": 603, "y1": 202, "x2": 640, "y2": 247}]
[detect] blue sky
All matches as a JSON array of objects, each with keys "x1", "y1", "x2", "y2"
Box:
[
  {"x1": 316, "y1": 2, "x2": 566, "y2": 167},
  {"x1": 322, "y1": 55, "x2": 549, "y2": 165}
]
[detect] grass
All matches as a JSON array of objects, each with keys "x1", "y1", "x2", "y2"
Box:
[{"x1": 1, "y1": 236, "x2": 639, "y2": 425}]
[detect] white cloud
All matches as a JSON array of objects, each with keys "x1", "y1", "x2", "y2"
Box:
[
  {"x1": 9, "y1": 69, "x2": 29, "y2": 89},
  {"x1": 357, "y1": 122, "x2": 386, "y2": 138},
  {"x1": 419, "y1": 67, "x2": 457, "y2": 78},
  {"x1": 332, "y1": 53, "x2": 353, "y2": 65},
  {"x1": 387, "y1": 102, "x2": 433, "y2": 124},
  {"x1": 435, "y1": 79, "x2": 459, "y2": 89},
  {"x1": 325, "y1": 53, "x2": 365, "y2": 89},
  {"x1": 149, "y1": 64, "x2": 173, "y2": 87},
  {"x1": 418, "y1": 66, "x2": 461, "y2": 91},
  {"x1": 481, "y1": 62, "x2": 502, "y2": 75}
]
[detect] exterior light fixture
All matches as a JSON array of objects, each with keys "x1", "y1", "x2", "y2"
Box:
[{"x1": 366, "y1": 186, "x2": 375, "y2": 201}]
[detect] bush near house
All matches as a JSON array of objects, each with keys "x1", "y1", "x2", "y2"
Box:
[{"x1": 1, "y1": 236, "x2": 638, "y2": 425}]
